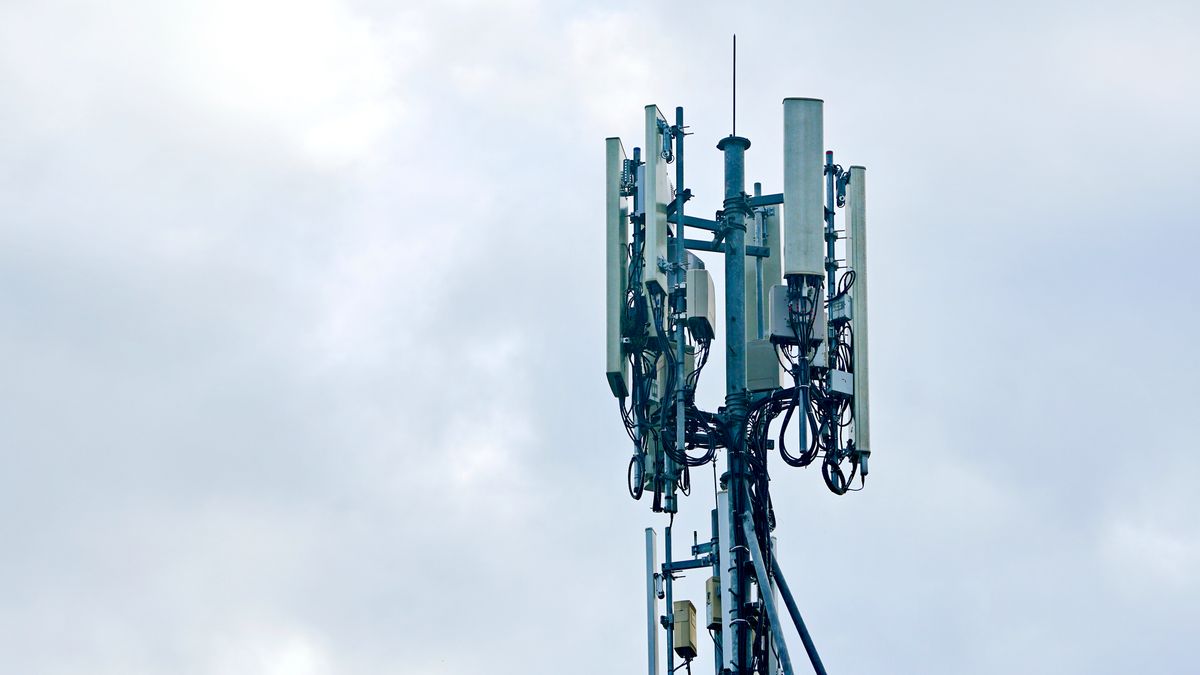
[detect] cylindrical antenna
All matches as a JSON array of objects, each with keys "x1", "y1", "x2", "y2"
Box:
[
  {"x1": 732, "y1": 34, "x2": 737, "y2": 136},
  {"x1": 782, "y1": 98, "x2": 825, "y2": 278}
]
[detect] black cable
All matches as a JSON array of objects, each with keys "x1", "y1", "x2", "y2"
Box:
[
  {"x1": 822, "y1": 453, "x2": 852, "y2": 495},
  {"x1": 828, "y1": 268, "x2": 855, "y2": 303},
  {"x1": 627, "y1": 454, "x2": 644, "y2": 500}
]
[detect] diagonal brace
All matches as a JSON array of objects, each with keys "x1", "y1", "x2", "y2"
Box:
[
  {"x1": 771, "y1": 556, "x2": 827, "y2": 675},
  {"x1": 740, "y1": 512, "x2": 795, "y2": 675}
]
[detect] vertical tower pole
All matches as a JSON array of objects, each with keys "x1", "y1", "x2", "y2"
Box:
[
  {"x1": 711, "y1": 505, "x2": 724, "y2": 675},
  {"x1": 717, "y1": 133, "x2": 751, "y2": 673},
  {"x1": 663, "y1": 106, "x2": 687, "y2": 675},
  {"x1": 672, "y1": 106, "x2": 687, "y2": 508}
]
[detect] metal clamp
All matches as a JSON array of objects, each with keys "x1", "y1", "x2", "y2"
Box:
[
  {"x1": 835, "y1": 171, "x2": 849, "y2": 208},
  {"x1": 721, "y1": 192, "x2": 753, "y2": 221},
  {"x1": 657, "y1": 118, "x2": 674, "y2": 163}
]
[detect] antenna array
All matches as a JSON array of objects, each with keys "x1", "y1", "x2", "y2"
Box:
[{"x1": 605, "y1": 96, "x2": 873, "y2": 675}]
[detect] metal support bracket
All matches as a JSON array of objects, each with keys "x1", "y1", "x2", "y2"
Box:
[
  {"x1": 664, "y1": 556, "x2": 714, "y2": 573},
  {"x1": 684, "y1": 238, "x2": 770, "y2": 258},
  {"x1": 664, "y1": 190, "x2": 695, "y2": 219},
  {"x1": 746, "y1": 192, "x2": 784, "y2": 208},
  {"x1": 666, "y1": 211, "x2": 717, "y2": 231}
]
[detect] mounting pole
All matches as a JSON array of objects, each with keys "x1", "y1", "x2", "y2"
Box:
[
  {"x1": 753, "y1": 182, "x2": 765, "y2": 340},
  {"x1": 663, "y1": 107, "x2": 688, "y2": 675},
  {"x1": 822, "y1": 151, "x2": 839, "y2": 460},
  {"x1": 711, "y1": 505, "x2": 724, "y2": 675},
  {"x1": 673, "y1": 110, "x2": 688, "y2": 499},
  {"x1": 718, "y1": 132, "x2": 751, "y2": 673},
  {"x1": 671, "y1": 105, "x2": 688, "y2": 523},
  {"x1": 646, "y1": 528, "x2": 659, "y2": 675}
]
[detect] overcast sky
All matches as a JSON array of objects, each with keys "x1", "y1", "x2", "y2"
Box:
[{"x1": 2, "y1": 0, "x2": 1198, "y2": 673}]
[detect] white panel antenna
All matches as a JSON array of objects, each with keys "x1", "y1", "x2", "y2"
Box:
[
  {"x1": 605, "y1": 137, "x2": 629, "y2": 398},
  {"x1": 643, "y1": 105, "x2": 672, "y2": 296},
  {"x1": 846, "y1": 165, "x2": 870, "y2": 465}
]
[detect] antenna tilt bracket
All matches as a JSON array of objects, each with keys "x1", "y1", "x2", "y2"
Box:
[
  {"x1": 657, "y1": 118, "x2": 674, "y2": 163},
  {"x1": 836, "y1": 172, "x2": 849, "y2": 208}
]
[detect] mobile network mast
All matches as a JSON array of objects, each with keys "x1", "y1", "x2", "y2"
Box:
[{"x1": 604, "y1": 94, "x2": 872, "y2": 675}]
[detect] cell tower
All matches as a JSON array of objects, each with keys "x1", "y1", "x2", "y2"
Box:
[{"x1": 604, "y1": 91, "x2": 872, "y2": 675}]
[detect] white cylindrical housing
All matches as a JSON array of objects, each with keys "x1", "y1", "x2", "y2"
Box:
[
  {"x1": 847, "y1": 165, "x2": 869, "y2": 455},
  {"x1": 782, "y1": 98, "x2": 824, "y2": 278}
]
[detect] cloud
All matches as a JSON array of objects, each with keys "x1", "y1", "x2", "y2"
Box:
[{"x1": 1, "y1": 0, "x2": 1199, "y2": 674}]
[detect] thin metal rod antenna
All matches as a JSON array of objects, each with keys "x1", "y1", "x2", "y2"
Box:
[{"x1": 732, "y1": 34, "x2": 736, "y2": 136}]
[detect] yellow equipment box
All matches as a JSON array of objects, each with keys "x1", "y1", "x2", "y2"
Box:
[{"x1": 673, "y1": 599, "x2": 698, "y2": 659}]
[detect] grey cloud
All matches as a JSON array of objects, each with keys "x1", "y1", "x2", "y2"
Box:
[{"x1": 1, "y1": 0, "x2": 1198, "y2": 674}]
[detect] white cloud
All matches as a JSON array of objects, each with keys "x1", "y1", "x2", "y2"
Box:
[
  {"x1": 2, "y1": 1, "x2": 1200, "y2": 674},
  {"x1": 1105, "y1": 519, "x2": 1199, "y2": 590},
  {"x1": 176, "y1": 0, "x2": 405, "y2": 166}
]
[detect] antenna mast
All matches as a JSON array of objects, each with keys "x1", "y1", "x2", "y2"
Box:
[{"x1": 605, "y1": 65, "x2": 873, "y2": 675}]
